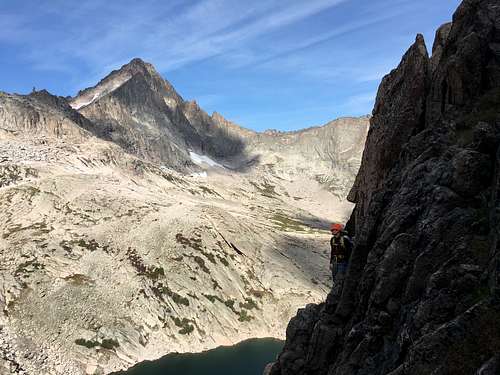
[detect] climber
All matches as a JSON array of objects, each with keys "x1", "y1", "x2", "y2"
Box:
[{"x1": 329, "y1": 223, "x2": 352, "y2": 288}]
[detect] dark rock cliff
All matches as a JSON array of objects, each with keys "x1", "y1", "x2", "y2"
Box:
[
  {"x1": 269, "y1": 0, "x2": 500, "y2": 374},
  {"x1": 74, "y1": 58, "x2": 251, "y2": 167}
]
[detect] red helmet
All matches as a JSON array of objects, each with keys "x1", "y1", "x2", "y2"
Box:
[{"x1": 330, "y1": 223, "x2": 344, "y2": 232}]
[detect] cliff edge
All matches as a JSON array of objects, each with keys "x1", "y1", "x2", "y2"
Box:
[{"x1": 269, "y1": 0, "x2": 500, "y2": 374}]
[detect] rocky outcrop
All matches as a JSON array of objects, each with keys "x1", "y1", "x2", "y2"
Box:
[
  {"x1": 70, "y1": 58, "x2": 183, "y2": 111},
  {"x1": 346, "y1": 33, "x2": 429, "y2": 221},
  {"x1": 75, "y1": 59, "x2": 197, "y2": 169},
  {"x1": 211, "y1": 111, "x2": 257, "y2": 139},
  {"x1": 430, "y1": 23, "x2": 452, "y2": 72},
  {"x1": 180, "y1": 100, "x2": 247, "y2": 158},
  {"x1": 0, "y1": 91, "x2": 94, "y2": 142},
  {"x1": 73, "y1": 58, "x2": 249, "y2": 168},
  {"x1": 269, "y1": 1, "x2": 500, "y2": 374}
]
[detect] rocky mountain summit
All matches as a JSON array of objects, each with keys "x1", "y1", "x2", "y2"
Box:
[
  {"x1": 0, "y1": 50, "x2": 368, "y2": 373},
  {"x1": 268, "y1": 0, "x2": 500, "y2": 374}
]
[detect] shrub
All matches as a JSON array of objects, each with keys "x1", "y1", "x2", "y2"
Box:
[
  {"x1": 238, "y1": 309, "x2": 254, "y2": 322},
  {"x1": 239, "y1": 297, "x2": 259, "y2": 310},
  {"x1": 101, "y1": 338, "x2": 119, "y2": 350},
  {"x1": 75, "y1": 338, "x2": 98, "y2": 348}
]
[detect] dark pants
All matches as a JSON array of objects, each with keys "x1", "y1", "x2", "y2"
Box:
[
  {"x1": 331, "y1": 260, "x2": 348, "y2": 281},
  {"x1": 331, "y1": 260, "x2": 348, "y2": 296}
]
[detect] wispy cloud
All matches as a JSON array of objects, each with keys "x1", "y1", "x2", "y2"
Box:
[
  {"x1": 3, "y1": 0, "x2": 426, "y2": 92},
  {"x1": 132, "y1": 0, "x2": 349, "y2": 72},
  {"x1": 5, "y1": 0, "x2": 348, "y2": 90},
  {"x1": 230, "y1": 0, "x2": 423, "y2": 84},
  {"x1": 227, "y1": 11, "x2": 398, "y2": 68}
]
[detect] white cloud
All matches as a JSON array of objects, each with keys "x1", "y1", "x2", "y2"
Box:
[{"x1": 231, "y1": 1, "x2": 420, "y2": 83}]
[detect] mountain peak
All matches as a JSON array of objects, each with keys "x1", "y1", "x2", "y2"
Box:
[
  {"x1": 120, "y1": 57, "x2": 158, "y2": 78},
  {"x1": 128, "y1": 57, "x2": 147, "y2": 66},
  {"x1": 414, "y1": 33, "x2": 429, "y2": 56},
  {"x1": 70, "y1": 57, "x2": 182, "y2": 110}
]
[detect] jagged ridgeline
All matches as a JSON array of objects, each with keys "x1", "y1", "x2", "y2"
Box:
[
  {"x1": 269, "y1": 0, "x2": 500, "y2": 374},
  {"x1": 0, "y1": 38, "x2": 369, "y2": 375}
]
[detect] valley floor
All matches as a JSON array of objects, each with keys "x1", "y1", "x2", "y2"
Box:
[{"x1": 0, "y1": 134, "x2": 353, "y2": 375}]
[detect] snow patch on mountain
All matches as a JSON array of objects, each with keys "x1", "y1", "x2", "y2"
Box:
[
  {"x1": 189, "y1": 151, "x2": 224, "y2": 168},
  {"x1": 190, "y1": 171, "x2": 208, "y2": 178},
  {"x1": 71, "y1": 93, "x2": 100, "y2": 110}
]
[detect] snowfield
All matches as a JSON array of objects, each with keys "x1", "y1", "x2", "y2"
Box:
[{"x1": 189, "y1": 151, "x2": 224, "y2": 168}]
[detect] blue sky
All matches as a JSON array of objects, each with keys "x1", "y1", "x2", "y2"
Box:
[{"x1": 1, "y1": 0, "x2": 461, "y2": 131}]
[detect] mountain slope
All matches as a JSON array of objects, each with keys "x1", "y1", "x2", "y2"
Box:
[
  {"x1": 0, "y1": 100, "x2": 335, "y2": 374},
  {"x1": 0, "y1": 58, "x2": 368, "y2": 374},
  {"x1": 269, "y1": 0, "x2": 500, "y2": 374},
  {"x1": 248, "y1": 117, "x2": 369, "y2": 200},
  {"x1": 70, "y1": 58, "x2": 183, "y2": 111},
  {"x1": 71, "y1": 59, "x2": 198, "y2": 169},
  {"x1": 72, "y1": 58, "x2": 250, "y2": 169}
]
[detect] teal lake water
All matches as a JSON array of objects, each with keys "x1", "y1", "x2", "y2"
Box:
[{"x1": 112, "y1": 338, "x2": 283, "y2": 375}]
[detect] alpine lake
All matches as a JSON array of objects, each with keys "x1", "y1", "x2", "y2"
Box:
[{"x1": 111, "y1": 338, "x2": 284, "y2": 375}]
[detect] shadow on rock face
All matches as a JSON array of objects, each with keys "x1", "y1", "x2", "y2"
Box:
[{"x1": 220, "y1": 154, "x2": 262, "y2": 173}]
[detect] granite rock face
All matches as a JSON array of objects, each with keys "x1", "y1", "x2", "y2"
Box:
[
  {"x1": 270, "y1": 1, "x2": 500, "y2": 374},
  {"x1": 0, "y1": 91, "x2": 92, "y2": 142},
  {"x1": 73, "y1": 58, "x2": 201, "y2": 169}
]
